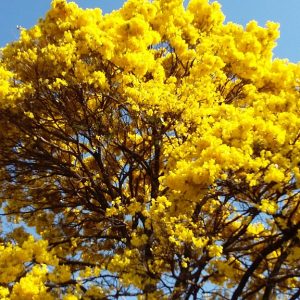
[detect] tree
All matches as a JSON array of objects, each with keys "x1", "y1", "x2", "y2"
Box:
[{"x1": 0, "y1": 0, "x2": 299, "y2": 298}]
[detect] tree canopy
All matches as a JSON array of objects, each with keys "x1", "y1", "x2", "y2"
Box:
[{"x1": 0, "y1": 0, "x2": 300, "y2": 299}]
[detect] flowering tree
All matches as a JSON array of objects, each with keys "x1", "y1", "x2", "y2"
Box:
[{"x1": 0, "y1": 0, "x2": 299, "y2": 299}]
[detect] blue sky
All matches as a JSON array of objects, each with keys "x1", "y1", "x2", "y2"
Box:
[{"x1": 0, "y1": 0, "x2": 299, "y2": 62}]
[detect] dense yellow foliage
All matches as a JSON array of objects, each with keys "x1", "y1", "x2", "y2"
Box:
[{"x1": 0, "y1": 0, "x2": 299, "y2": 299}]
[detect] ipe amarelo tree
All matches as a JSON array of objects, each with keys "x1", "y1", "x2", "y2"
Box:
[{"x1": 0, "y1": 0, "x2": 299, "y2": 299}]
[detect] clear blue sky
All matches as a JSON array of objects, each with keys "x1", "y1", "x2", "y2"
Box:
[{"x1": 0, "y1": 0, "x2": 299, "y2": 62}]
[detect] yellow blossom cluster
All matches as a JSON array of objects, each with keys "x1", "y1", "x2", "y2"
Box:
[{"x1": 0, "y1": 0, "x2": 299, "y2": 298}]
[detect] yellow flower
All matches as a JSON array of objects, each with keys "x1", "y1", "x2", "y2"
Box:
[
  {"x1": 208, "y1": 245, "x2": 223, "y2": 258},
  {"x1": 63, "y1": 295, "x2": 78, "y2": 300},
  {"x1": 259, "y1": 199, "x2": 278, "y2": 214}
]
